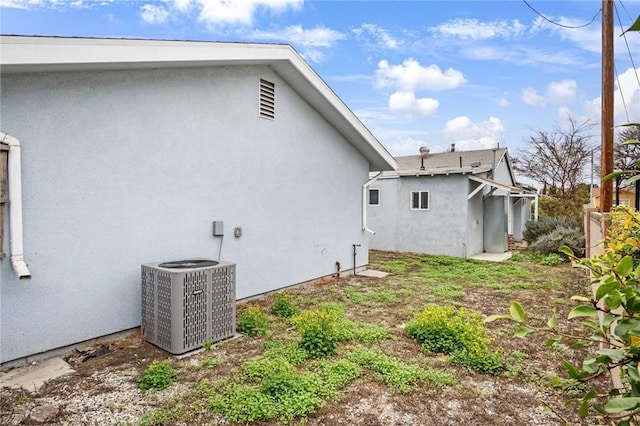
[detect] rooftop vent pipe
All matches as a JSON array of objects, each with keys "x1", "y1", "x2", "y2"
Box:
[
  {"x1": 419, "y1": 146, "x2": 429, "y2": 170},
  {"x1": 1, "y1": 132, "x2": 32, "y2": 280}
]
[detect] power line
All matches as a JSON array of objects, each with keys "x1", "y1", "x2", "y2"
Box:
[
  {"x1": 522, "y1": 0, "x2": 601, "y2": 29},
  {"x1": 617, "y1": 0, "x2": 635, "y2": 22},
  {"x1": 615, "y1": 64, "x2": 631, "y2": 123},
  {"x1": 614, "y1": 2, "x2": 640, "y2": 90}
]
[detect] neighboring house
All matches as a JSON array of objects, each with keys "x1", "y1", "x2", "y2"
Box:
[
  {"x1": 367, "y1": 147, "x2": 538, "y2": 258},
  {"x1": 0, "y1": 36, "x2": 396, "y2": 365},
  {"x1": 592, "y1": 186, "x2": 636, "y2": 209}
]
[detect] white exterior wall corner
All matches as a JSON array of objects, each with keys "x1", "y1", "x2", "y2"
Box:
[
  {"x1": 368, "y1": 175, "x2": 470, "y2": 257},
  {"x1": 0, "y1": 64, "x2": 372, "y2": 363}
]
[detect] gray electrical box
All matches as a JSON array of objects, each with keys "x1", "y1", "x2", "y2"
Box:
[{"x1": 213, "y1": 221, "x2": 224, "y2": 236}]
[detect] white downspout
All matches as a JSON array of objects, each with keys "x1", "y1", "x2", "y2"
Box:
[
  {"x1": 362, "y1": 172, "x2": 382, "y2": 235},
  {"x1": 1, "y1": 132, "x2": 32, "y2": 280}
]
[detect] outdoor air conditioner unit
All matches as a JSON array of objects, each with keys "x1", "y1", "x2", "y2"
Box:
[{"x1": 141, "y1": 258, "x2": 236, "y2": 354}]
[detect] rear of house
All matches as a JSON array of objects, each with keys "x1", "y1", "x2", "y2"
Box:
[
  {"x1": 0, "y1": 36, "x2": 396, "y2": 366},
  {"x1": 367, "y1": 147, "x2": 536, "y2": 258}
]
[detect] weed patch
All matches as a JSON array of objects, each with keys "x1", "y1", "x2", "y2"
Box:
[
  {"x1": 237, "y1": 305, "x2": 270, "y2": 336},
  {"x1": 406, "y1": 305, "x2": 503, "y2": 374},
  {"x1": 349, "y1": 347, "x2": 454, "y2": 392},
  {"x1": 138, "y1": 361, "x2": 178, "y2": 392}
]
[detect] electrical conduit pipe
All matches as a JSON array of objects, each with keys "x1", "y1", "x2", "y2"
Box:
[
  {"x1": 1, "y1": 132, "x2": 32, "y2": 280},
  {"x1": 362, "y1": 172, "x2": 382, "y2": 235}
]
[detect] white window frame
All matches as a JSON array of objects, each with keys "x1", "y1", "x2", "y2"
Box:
[
  {"x1": 410, "y1": 190, "x2": 429, "y2": 210},
  {"x1": 368, "y1": 188, "x2": 380, "y2": 206}
]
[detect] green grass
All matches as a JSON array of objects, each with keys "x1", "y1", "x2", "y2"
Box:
[
  {"x1": 432, "y1": 284, "x2": 466, "y2": 299},
  {"x1": 348, "y1": 347, "x2": 455, "y2": 392},
  {"x1": 128, "y1": 250, "x2": 586, "y2": 425}
]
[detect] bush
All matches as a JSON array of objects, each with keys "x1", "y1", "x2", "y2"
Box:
[
  {"x1": 270, "y1": 293, "x2": 297, "y2": 318},
  {"x1": 528, "y1": 226, "x2": 585, "y2": 257},
  {"x1": 406, "y1": 305, "x2": 503, "y2": 374},
  {"x1": 138, "y1": 360, "x2": 179, "y2": 392},
  {"x1": 292, "y1": 309, "x2": 340, "y2": 358},
  {"x1": 237, "y1": 305, "x2": 269, "y2": 336},
  {"x1": 523, "y1": 216, "x2": 579, "y2": 244}
]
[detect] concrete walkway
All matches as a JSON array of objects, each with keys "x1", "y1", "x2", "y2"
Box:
[
  {"x1": 470, "y1": 252, "x2": 513, "y2": 262},
  {"x1": 0, "y1": 357, "x2": 74, "y2": 392}
]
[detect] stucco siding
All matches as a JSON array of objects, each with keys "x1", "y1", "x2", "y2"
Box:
[
  {"x1": 0, "y1": 65, "x2": 370, "y2": 363},
  {"x1": 369, "y1": 175, "x2": 469, "y2": 257}
]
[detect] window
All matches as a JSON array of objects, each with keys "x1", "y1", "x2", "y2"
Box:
[
  {"x1": 368, "y1": 188, "x2": 380, "y2": 206},
  {"x1": 411, "y1": 191, "x2": 429, "y2": 210},
  {"x1": 259, "y1": 79, "x2": 275, "y2": 119},
  {"x1": 615, "y1": 199, "x2": 631, "y2": 207}
]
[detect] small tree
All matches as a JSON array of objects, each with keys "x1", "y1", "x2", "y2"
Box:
[{"x1": 513, "y1": 116, "x2": 595, "y2": 221}]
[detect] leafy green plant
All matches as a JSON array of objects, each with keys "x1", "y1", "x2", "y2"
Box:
[
  {"x1": 293, "y1": 309, "x2": 340, "y2": 358},
  {"x1": 406, "y1": 305, "x2": 503, "y2": 374},
  {"x1": 200, "y1": 356, "x2": 220, "y2": 369},
  {"x1": 349, "y1": 347, "x2": 454, "y2": 392},
  {"x1": 487, "y1": 206, "x2": 640, "y2": 424},
  {"x1": 237, "y1": 305, "x2": 269, "y2": 336},
  {"x1": 271, "y1": 293, "x2": 298, "y2": 318},
  {"x1": 138, "y1": 360, "x2": 179, "y2": 392},
  {"x1": 202, "y1": 340, "x2": 213, "y2": 351}
]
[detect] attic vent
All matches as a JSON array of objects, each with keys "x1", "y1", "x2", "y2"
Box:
[{"x1": 259, "y1": 79, "x2": 275, "y2": 119}]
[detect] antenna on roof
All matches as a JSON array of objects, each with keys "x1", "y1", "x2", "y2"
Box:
[{"x1": 419, "y1": 146, "x2": 429, "y2": 170}]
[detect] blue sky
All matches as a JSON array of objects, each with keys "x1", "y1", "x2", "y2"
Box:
[{"x1": 1, "y1": 0, "x2": 639, "y2": 158}]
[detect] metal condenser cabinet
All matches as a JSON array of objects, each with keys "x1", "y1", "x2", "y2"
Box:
[{"x1": 141, "y1": 259, "x2": 236, "y2": 354}]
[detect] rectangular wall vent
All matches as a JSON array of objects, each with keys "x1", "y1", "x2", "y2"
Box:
[{"x1": 259, "y1": 79, "x2": 275, "y2": 119}]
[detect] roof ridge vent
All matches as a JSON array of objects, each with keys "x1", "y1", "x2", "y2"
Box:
[{"x1": 259, "y1": 79, "x2": 275, "y2": 119}]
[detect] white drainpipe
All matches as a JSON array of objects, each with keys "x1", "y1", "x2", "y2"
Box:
[
  {"x1": 362, "y1": 172, "x2": 382, "y2": 235},
  {"x1": 1, "y1": 132, "x2": 32, "y2": 280}
]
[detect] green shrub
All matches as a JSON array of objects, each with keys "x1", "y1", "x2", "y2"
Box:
[
  {"x1": 271, "y1": 293, "x2": 297, "y2": 318},
  {"x1": 237, "y1": 305, "x2": 269, "y2": 336},
  {"x1": 528, "y1": 226, "x2": 585, "y2": 257},
  {"x1": 523, "y1": 216, "x2": 579, "y2": 244},
  {"x1": 406, "y1": 305, "x2": 503, "y2": 374},
  {"x1": 293, "y1": 309, "x2": 340, "y2": 358},
  {"x1": 138, "y1": 360, "x2": 179, "y2": 392}
]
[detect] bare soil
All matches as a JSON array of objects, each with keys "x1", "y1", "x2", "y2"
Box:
[{"x1": 1, "y1": 250, "x2": 603, "y2": 425}]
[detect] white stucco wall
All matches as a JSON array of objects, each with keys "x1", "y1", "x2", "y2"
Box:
[
  {"x1": 0, "y1": 65, "x2": 371, "y2": 363},
  {"x1": 368, "y1": 174, "x2": 472, "y2": 257}
]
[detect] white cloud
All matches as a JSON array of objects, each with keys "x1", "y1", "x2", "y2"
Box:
[
  {"x1": 442, "y1": 116, "x2": 504, "y2": 150},
  {"x1": 495, "y1": 96, "x2": 510, "y2": 107},
  {"x1": 586, "y1": 67, "x2": 640, "y2": 125},
  {"x1": 430, "y1": 18, "x2": 525, "y2": 40},
  {"x1": 248, "y1": 25, "x2": 345, "y2": 63},
  {"x1": 249, "y1": 25, "x2": 344, "y2": 48},
  {"x1": 375, "y1": 58, "x2": 467, "y2": 92},
  {"x1": 140, "y1": 4, "x2": 169, "y2": 24},
  {"x1": 388, "y1": 91, "x2": 439, "y2": 117},
  {"x1": 195, "y1": 0, "x2": 302, "y2": 26},
  {"x1": 522, "y1": 79, "x2": 579, "y2": 108},
  {"x1": 0, "y1": 0, "x2": 43, "y2": 8},
  {"x1": 385, "y1": 137, "x2": 429, "y2": 157},
  {"x1": 137, "y1": 0, "x2": 303, "y2": 27},
  {"x1": 522, "y1": 88, "x2": 546, "y2": 107},
  {"x1": 547, "y1": 79, "x2": 577, "y2": 104},
  {"x1": 352, "y1": 23, "x2": 403, "y2": 49}
]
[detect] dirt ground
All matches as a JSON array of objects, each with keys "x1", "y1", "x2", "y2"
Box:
[{"x1": 0, "y1": 250, "x2": 602, "y2": 425}]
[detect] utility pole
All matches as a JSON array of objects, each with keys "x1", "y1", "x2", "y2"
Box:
[{"x1": 601, "y1": 0, "x2": 614, "y2": 212}]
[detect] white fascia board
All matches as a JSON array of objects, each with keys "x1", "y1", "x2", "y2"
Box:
[{"x1": 1, "y1": 36, "x2": 397, "y2": 172}]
